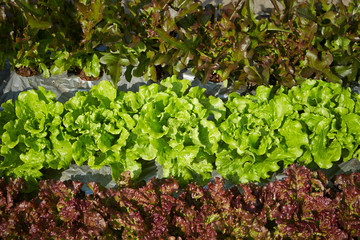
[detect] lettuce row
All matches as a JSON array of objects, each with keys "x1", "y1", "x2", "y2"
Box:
[
  {"x1": 61, "y1": 76, "x2": 224, "y2": 184},
  {"x1": 0, "y1": 76, "x2": 224, "y2": 184},
  {"x1": 1, "y1": 77, "x2": 360, "y2": 184}
]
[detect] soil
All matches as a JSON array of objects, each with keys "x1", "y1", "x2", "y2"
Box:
[
  {"x1": 15, "y1": 67, "x2": 39, "y2": 77},
  {"x1": 156, "y1": 65, "x2": 166, "y2": 81},
  {"x1": 209, "y1": 72, "x2": 223, "y2": 83},
  {"x1": 72, "y1": 68, "x2": 103, "y2": 81}
]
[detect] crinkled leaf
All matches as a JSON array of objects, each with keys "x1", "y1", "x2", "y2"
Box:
[
  {"x1": 90, "y1": 80, "x2": 116, "y2": 107},
  {"x1": 72, "y1": 135, "x2": 96, "y2": 167},
  {"x1": 84, "y1": 54, "x2": 101, "y2": 78},
  {"x1": 311, "y1": 118, "x2": 342, "y2": 169}
]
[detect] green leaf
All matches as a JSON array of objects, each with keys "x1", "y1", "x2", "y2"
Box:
[
  {"x1": 244, "y1": 65, "x2": 267, "y2": 85},
  {"x1": 100, "y1": 53, "x2": 130, "y2": 66},
  {"x1": 16, "y1": 148, "x2": 46, "y2": 179},
  {"x1": 172, "y1": 0, "x2": 194, "y2": 9},
  {"x1": 148, "y1": 65, "x2": 157, "y2": 82},
  {"x1": 310, "y1": 118, "x2": 341, "y2": 169},
  {"x1": 2, "y1": 121, "x2": 20, "y2": 149},
  {"x1": 84, "y1": 54, "x2": 101, "y2": 78},
  {"x1": 270, "y1": 94, "x2": 294, "y2": 129},
  {"x1": 111, "y1": 128, "x2": 130, "y2": 152},
  {"x1": 110, "y1": 155, "x2": 141, "y2": 181},
  {"x1": 39, "y1": 63, "x2": 50, "y2": 78},
  {"x1": 133, "y1": 41, "x2": 146, "y2": 53},
  {"x1": 0, "y1": 100, "x2": 16, "y2": 136},
  {"x1": 24, "y1": 117, "x2": 46, "y2": 135},
  {"x1": 156, "y1": 28, "x2": 190, "y2": 52},
  {"x1": 91, "y1": 80, "x2": 117, "y2": 107},
  {"x1": 343, "y1": 114, "x2": 360, "y2": 135},
  {"x1": 97, "y1": 131, "x2": 114, "y2": 153},
  {"x1": 118, "y1": 112, "x2": 136, "y2": 129},
  {"x1": 278, "y1": 119, "x2": 309, "y2": 158},
  {"x1": 72, "y1": 135, "x2": 96, "y2": 167},
  {"x1": 141, "y1": 101, "x2": 169, "y2": 139},
  {"x1": 177, "y1": 2, "x2": 200, "y2": 19},
  {"x1": 203, "y1": 96, "x2": 226, "y2": 121},
  {"x1": 255, "y1": 85, "x2": 272, "y2": 103},
  {"x1": 164, "y1": 97, "x2": 193, "y2": 117},
  {"x1": 37, "y1": 86, "x2": 57, "y2": 104},
  {"x1": 136, "y1": 135, "x2": 158, "y2": 160},
  {"x1": 100, "y1": 53, "x2": 128, "y2": 85},
  {"x1": 199, "y1": 119, "x2": 221, "y2": 154},
  {"x1": 304, "y1": 49, "x2": 342, "y2": 84},
  {"x1": 296, "y1": 7, "x2": 317, "y2": 22},
  {"x1": 49, "y1": 129, "x2": 73, "y2": 170},
  {"x1": 187, "y1": 86, "x2": 206, "y2": 100},
  {"x1": 161, "y1": 145, "x2": 202, "y2": 182},
  {"x1": 217, "y1": 148, "x2": 282, "y2": 183},
  {"x1": 24, "y1": 13, "x2": 51, "y2": 29}
]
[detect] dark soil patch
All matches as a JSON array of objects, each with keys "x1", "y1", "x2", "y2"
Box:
[
  {"x1": 155, "y1": 65, "x2": 165, "y2": 81},
  {"x1": 15, "y1": 67, "x2": 39, "y2": 77},
  {"x1": 209, "y1": 72, "x2": 223, "y2": 83},
  {"x1": 71, "y1": 68, "x2": 103, "y2": 81}
]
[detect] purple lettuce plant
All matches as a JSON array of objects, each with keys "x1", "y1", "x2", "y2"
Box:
[{"x1": 0, "y1": 165, "x2": 360, "y2": 239}]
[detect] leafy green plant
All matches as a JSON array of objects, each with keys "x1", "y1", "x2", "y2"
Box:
[
  {"x1": 144, "y1": 0, "x2": 201, "y2": 81},
  {"x1": 4, "y1": 1, "x2": 52, "y2": 77},
  {"x1": 62, "y1": 80, "x2": 141, "y2": 181},
  {"x1": 217, "y1": 79, "x2": 360, "y2": 183},
  {"x1": 102, "y1": 0, "x2": 201, "y2": 83},
  {"x1": 244, "y1": 0, "x2": 360, "y2": 87},
  {"x1": 50, "y1": 0, "x2": 105, "y2": 78},
  {"x1": 4, "y1": 0, "x2": 360, "y2": 87},
  {"x1": 99, "y1": 0, "x2": 155, "y2": 84},
  {"x1": 289, "y1": 80, "x2": 360, "y2": 165},
  {"x1": 0, "y1": 87, "x2": 71, "y2": 182},
  {"x1": 0, "y1": 2, "x2": 12, "y2": 70},
  {"x1": 217, "y1": 84, "x2": 307, "y2": 182},
  {"x1": 4, "y1": 0, "x2": 82, "y2": 77},
  {"x1": 126, "y1": 76, "x2": 224, "y2": 184},
  {"x1": 296, "y1": 0, "x2": 360, "y2": 85},
  {"x1": 183, "y1": 1, "x2": 257, "y2": 84},
  {"x1": 63, "y1": 76, "x2": 225, "y2": 184},
  {"x1": 51, "y1": 49, "x2": 103, "y2": 79},
  {"x1": 100, "y1": 41, "x2": 147, "y2": 85}
]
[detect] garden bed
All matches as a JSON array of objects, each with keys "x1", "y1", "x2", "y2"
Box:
[{"x1": 1, "y1": 0, "x2": 360, "y2": 238}]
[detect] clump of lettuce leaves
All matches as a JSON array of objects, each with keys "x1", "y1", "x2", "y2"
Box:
[
  {"x1": 216, "y1": 86, "x2": 308, "y2": 183},
  {"x1": 126, "y1": 76, "x2": 224, "y2": 184},
  {"x1": 217, "y1": 79, "x2": 360, "y2": 183},
  {"x1": 0, "y1": 87, "x2": 71, "y2": 182},
  {"x1": 62, "y1": 80, "x2": 140, "y2": 181}
]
